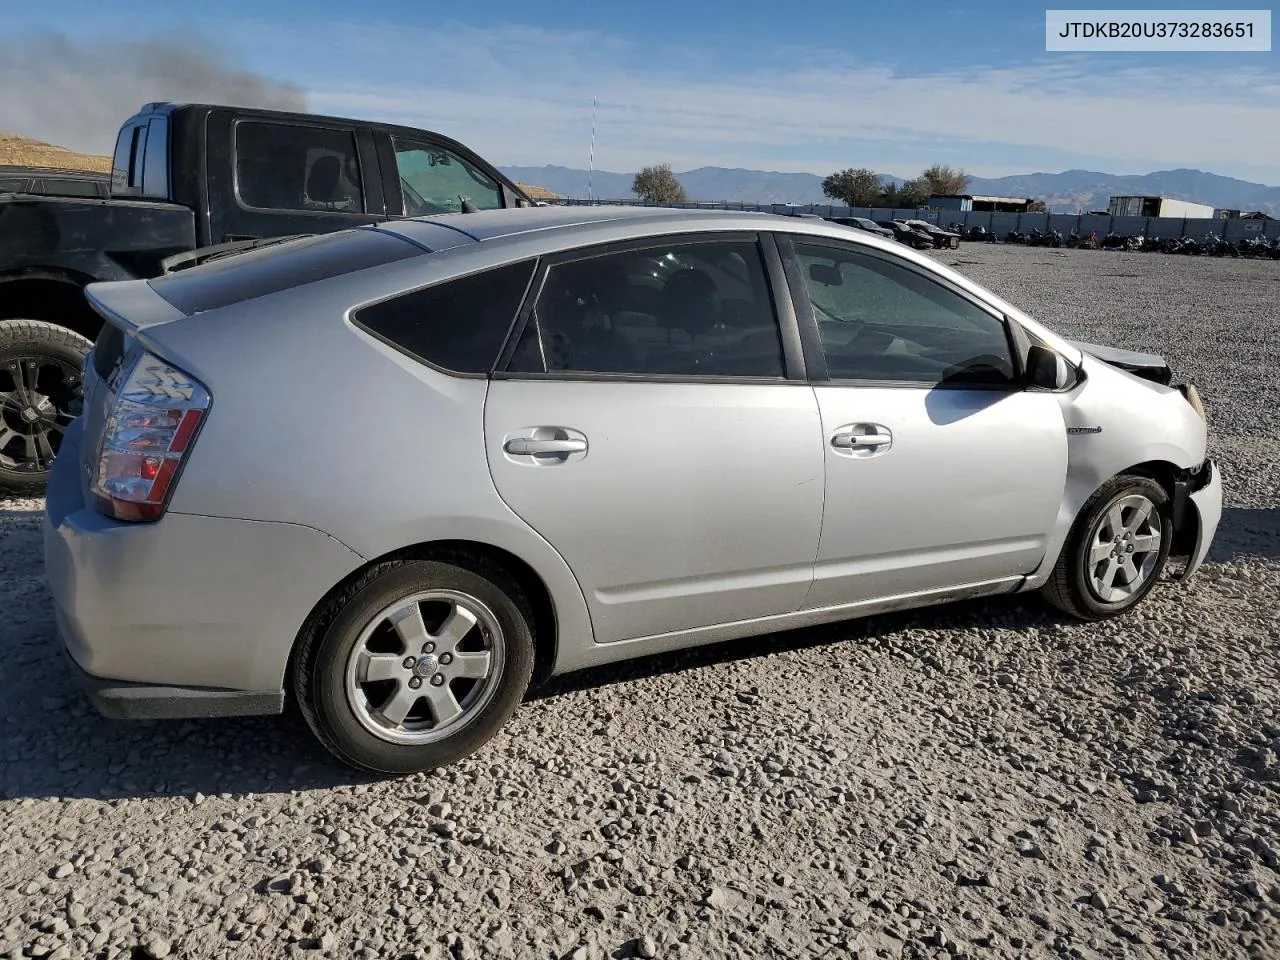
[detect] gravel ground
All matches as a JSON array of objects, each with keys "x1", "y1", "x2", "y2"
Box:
[{"x1": 1, "y1": 244, "x2": 1277, "y2": 960}]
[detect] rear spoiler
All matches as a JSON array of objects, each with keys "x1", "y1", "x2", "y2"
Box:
[{"x1": 84, "y1": 278, "x2": 188, "y2": 334}]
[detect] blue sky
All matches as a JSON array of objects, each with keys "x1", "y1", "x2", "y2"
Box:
[{"x1": 2, "y1": 1, "x2": 1278, "y2": 182}]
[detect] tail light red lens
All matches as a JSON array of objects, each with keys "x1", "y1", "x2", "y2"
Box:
[{"x1": 91, "y1": 350, "x2": 211, "y2": 522}]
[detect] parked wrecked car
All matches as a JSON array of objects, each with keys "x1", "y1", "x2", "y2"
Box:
[
  {"x1": 45, "y1": 206, "x2": 1221, "y2": 774},
  {"x1": 875, "y1": 219, "x2": 934, "y2": 249}
]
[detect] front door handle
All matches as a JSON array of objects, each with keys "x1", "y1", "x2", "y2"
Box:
[
  {"x1": 832, "y1": 432, "x2": 891, "y2": 449},
  {"x1": 504, "y1": 437, "x2": 587, "y2": 456},
  {"x1": 830, "y1": 422, "x2": 893, "y2": 457}
]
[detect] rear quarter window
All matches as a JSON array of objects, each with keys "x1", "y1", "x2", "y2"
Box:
[
  {"x1": 353, "y1": 260, "x2": 537, "y2": 375},
  {"x1": 148, "y1": 229, "x2": 420, "y2": 315}
]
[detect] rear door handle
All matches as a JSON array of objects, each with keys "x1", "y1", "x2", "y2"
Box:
[
  {"x1": 504, "y1": 438, "x2": 587, "y2": 456},
  {"x1": 832, "y1": 433, "x2": 891, "y2": 448}
]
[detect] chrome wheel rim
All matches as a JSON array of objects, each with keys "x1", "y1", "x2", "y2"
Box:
[
  {"x1": 1086, "y1": 493, "x2": 1163, "y2": 603},
  {"x1": 0, "y1": 354, "x2": 82, "y2": 473},
  {"x1": 344, "y1": 589, "x2": 505, "y2": 745}
]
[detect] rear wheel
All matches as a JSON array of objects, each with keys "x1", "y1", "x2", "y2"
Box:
[
  {"x1": 294, "y1": 557, "x2": 535, "y2": 774},
  {"x1": 0, "y1": 320, "x2": 90, "y2": 496},
  {"x1": 1042, "y1": 475, "x2": 1171, "y2": 620}
]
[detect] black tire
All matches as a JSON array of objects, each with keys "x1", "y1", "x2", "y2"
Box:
[
  {"x1": 0, "y1": 319, "x2": 91, "y2": 497},
  {"x1": 1041, "y1": 474, "x2": 1172, "y2": 620},
  {"x1": 293, "y1": 556, "x2": 535, "y2": 775}
]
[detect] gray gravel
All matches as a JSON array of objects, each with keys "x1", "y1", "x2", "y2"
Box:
[{"x1": 2, "y1": 243, "x2": 1278, "y2": 959}]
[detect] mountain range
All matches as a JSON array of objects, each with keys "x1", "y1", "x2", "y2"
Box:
[{"x1": 501, "y1": 164, "x2": 1280, "y2": 217}]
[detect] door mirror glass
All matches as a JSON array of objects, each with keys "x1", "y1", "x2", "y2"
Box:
[{"x1": 1026, "y1": 343, "x2": 1074, "y2": 390}]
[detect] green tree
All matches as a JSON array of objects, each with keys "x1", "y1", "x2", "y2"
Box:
[
  {"x1": 879, "y1": 178, "x2": 928, "y2": 209},
  {"x1": 917, "y1": 164, "x2": 971, "y2": 198},
  {"x1": 633, "y1": 164, "x2": 688, "y2": 204},
  {"x1": 822, "y1": 167, "x2": 882, "y2": 206}
]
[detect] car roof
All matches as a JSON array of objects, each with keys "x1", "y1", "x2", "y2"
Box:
[{"x1": 380, "y1": 205, "x2": 781, "y2": 245}]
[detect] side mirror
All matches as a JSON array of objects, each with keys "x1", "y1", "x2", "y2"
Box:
[{"x1": 1026, "y1": 343, "x2": 1075, "y2": 391}]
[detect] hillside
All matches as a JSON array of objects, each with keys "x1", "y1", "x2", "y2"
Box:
[
  {"x1": 6, "y1": 129, "x2": 1274, "y2": 216},
  {"x1": 0, "y1": 132, "x2": 110, "y2": 173},
  {"x1": 501, "y1": 163, "x2": 1280, "y2": 216}
]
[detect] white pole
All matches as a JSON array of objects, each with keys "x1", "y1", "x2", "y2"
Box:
[{"x1": 588, "y1": 97, "x2": 597, "y2": 202}]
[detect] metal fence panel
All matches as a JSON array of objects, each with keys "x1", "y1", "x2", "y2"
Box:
[
  {"x1": 1224, "y1": 219, "x2": 1261, "y2": 241},
  {"x1": 544, "y1": 196, "x2": 1280, "y2": 242},
  {"x1": 1181, "y1": 218, "x2": 1223, "y2": 238},
  {"x1": 1145, "y1": 216, "x2": 1184, "y2": 238},
  {"x1": 1109, "y1": 216, "x2": 1148, "y2": 237},
  {"x1": 1049, "y1": 214, "x2": 1079, "y2": 234},
  {"x1": 988, "y1": 213, "x2": 1022, "y2": 237}
]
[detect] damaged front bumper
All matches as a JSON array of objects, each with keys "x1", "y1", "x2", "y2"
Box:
[{"x1": 1171, "y1": 459, "x2": 1222, "y2": 581}]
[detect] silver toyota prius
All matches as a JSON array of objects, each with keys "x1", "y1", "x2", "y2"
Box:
[{"x1": 43, "y1": 206, "x2": 1222, "y2": 774}]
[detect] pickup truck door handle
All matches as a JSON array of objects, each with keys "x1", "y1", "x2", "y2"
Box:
[{"x1": 504, "y1": 437, "x2": 587, "y2": 456}]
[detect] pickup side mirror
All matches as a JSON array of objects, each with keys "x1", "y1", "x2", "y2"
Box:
[{"x1": 1026, "y1": 343, "x2": 1077, "y2": 391}]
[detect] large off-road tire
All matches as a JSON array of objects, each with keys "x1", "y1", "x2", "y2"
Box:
[
  {"x1": 1042, "y1": 474, "x2": 1172, "y2": 620},
  {"x1": 293, "y1": 556, "x2": 535, "y2": 775},
  {"x1": 0, "y1": 319, "x2": 91, "y2": 497}
]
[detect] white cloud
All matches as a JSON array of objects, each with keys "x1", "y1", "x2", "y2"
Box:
[
  {"x1": 29, "y1": 16, "x2": 1273, "y2": 182},
  {"x1": 286, "y1": 23, "x2": 1280, "y2": 181}
]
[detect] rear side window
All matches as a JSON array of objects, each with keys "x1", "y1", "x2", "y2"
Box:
[
  {"x1": 235, "y1": 121, "x2": 364, "y2": 213},
  {"x1": 148, "y1": 229, "x2": 420, "y2": 315},
  {"x1": 353, "y1": 261, "x2": 536, "y2": 374},
  {"x1": 141, "y1": 116, "x2": 169, "y2": 198},
  {"x1": 38, "y1": 179, "x2": 102, "y2": 198},
  {"x1": 111, "y1": 123, "x2": 146, "y2": 195}
]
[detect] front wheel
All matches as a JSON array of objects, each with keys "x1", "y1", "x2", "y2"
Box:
[
  {"x1": 293, "y1": 557, "x2": 535, "y2": 774},
  {"x1": 0, "y1": 319, "x2": 91, "y2": 497},
  {"x1": 1041, "y1": 475, "x2": 1172, "y2": 620}
]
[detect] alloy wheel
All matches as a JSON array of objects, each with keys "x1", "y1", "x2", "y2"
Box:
[
  {"x1": 0, "y1": 354, "x2": 82, "y2": 473},
  {"x1": 1086, "y1": 493, "x2": 1163, "y2": 603},
  {"x1": 344, "y1": 589, "x2": 506, "y2": 745}
]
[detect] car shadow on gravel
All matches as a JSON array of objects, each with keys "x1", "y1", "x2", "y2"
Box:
[
  {"x1": 3, "y1": 505, "x2": 1272, "y2": 802},
  {"x1": 1, "y1": 504, "x2": 378, "y2": 801},
  {"x1": 536, "y1": 507, "x2": 1280, "y2": 701},
  {"x1": 1209, "y1": 507, "x2": 1280, "y2": 562}
]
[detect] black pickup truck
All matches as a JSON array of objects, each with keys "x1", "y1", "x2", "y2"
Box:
[{"x1": 0, "y1": 102, "x2": 534, "y2": 494}]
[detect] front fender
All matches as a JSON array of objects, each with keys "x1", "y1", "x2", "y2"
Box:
[{"x1": 1023, "y1": 357, "x2": 1209, "y2": 589}]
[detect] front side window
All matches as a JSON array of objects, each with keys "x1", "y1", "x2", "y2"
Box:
[
  {"x1": 392, "y1": 138, "x2": 504, "y2": 216},
  {"x1": 235, "y1": 121, "x2": 364, "y2": 213},
  {"x1": 792, "y1": 241, "x2": 1015, "y2": 386},
  {"x1": 508, "y1": 238, "x2": 785, "y2": 378}
]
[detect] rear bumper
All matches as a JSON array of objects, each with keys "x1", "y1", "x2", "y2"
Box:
[
  {"x1": 59, "y1": 637, "x2": 284, "y2": 719},
  {"x1": 43, "y1": 418, "x2": 366, "y2": 719},
  {"x1": 1174, "y1": 458, "x2": 1222, "y2": 581}
]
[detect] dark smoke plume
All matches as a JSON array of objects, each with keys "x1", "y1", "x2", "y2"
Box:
[{"x1": 0, "y1": 32, "x2": 306, "y2": 153}]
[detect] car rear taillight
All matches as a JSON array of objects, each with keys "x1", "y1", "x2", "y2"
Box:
[{"x1": 91, "y1": 350, "x2": 210, "y2": 522}]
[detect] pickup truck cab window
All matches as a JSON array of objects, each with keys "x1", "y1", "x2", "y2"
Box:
[
  {"x1": 140, "y1": 116, "x2": 170, "y2": 199},
  {"x1": 110, "y1": 122, "x2": 148, "y2": 196},
  {"x1": 235, "y1": 121, "x2": 365, "y2": 214},
  {"x1": 391, "y1": 137, "x2": 503, "y2": 215}
]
